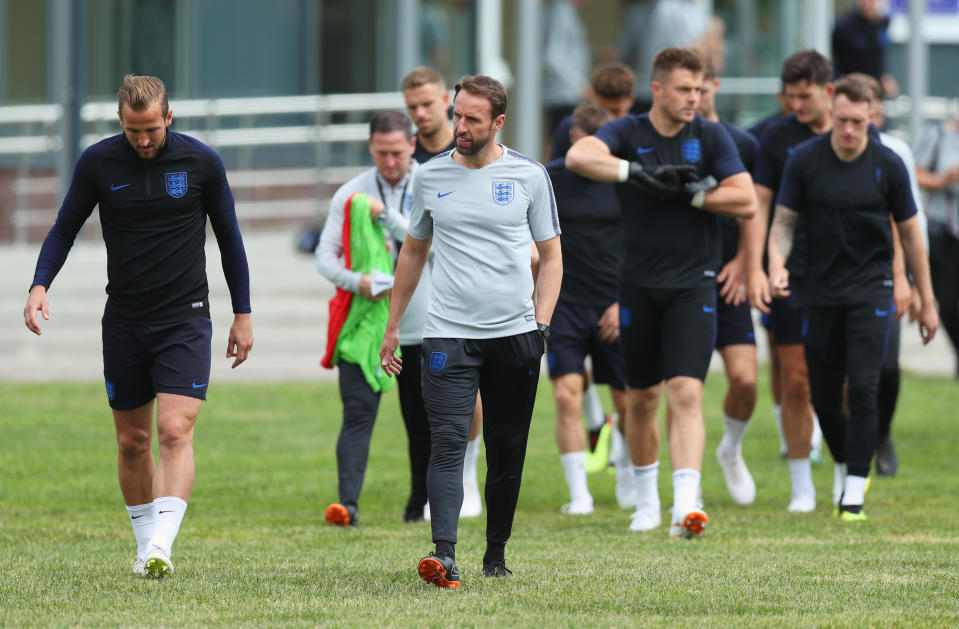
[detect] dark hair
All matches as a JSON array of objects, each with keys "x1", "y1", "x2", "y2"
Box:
[
  {"x1": 117, "y1": 74, "x2": 169, "y2": 117},
  {"x1": 369, "y1": 110, "x2": 413, "y2": 141},
  {"x1": 401, "y1": 66, "x2": 446, "y2": 92},
  {"x1": 590, "y1": 62, "x2": 636, "y2": 99},
  {"x1": 833, "y1": 75, "x2": 875, "y2": 104},
  {"x1": 651, "y1": 47, "x2": 704, "y2": 83},
  {"x1": 780, "y1": 49, "x2": 833, "y2": 87},
  {"x1": 843, "y1": 72, "x2": 882, "y2": 102},
  {"x1": 454, "y1": 74, "x2": 508, "y2": 119},
  {"x1": 571, "y1": 102, "x2": 612, "y2": 135}
]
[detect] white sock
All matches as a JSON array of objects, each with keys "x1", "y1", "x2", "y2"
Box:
[
  {"x1": 787, "y1": 458, "x2": 815, "y2": 499},
  {"x1": 126, "y1": 502, "x2": 155, "y2": 560},
  {"x1": 672, "y1": 468, "x2": 701, "y2": 519},
  {"x1": 463, "y1": 436, "x2": 481, "y2": 482},
  {"x1": 583, "y1": 384, "x2": 606, "y2": 430},
  {"x1": 149, "y1": 496, "x2": 188, "y2": 556},
  {"x1": 631, "y1": 461, "x2": 660, "y2": 507},
  {"x1": 833, "y1": 462, "x2": 848, "y2": 505},
  {"x1": 773, "y1": 404, "x2": 786, "y2": 452},
  {"x1": 811, "y1": 412, "x2": 823, "y2": 450},
  {"x1": 842, "y1": 475, "x2": 868, "y2": 507},
  {"x1": 560, "y1": 451, "x2": 591, "y2": 504},
  {"x1": 718, "y1": 414, "x2": 750, "y2": 456}
]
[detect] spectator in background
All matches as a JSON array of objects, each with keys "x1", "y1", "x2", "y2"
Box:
[
  {"x1": 832, "y1": 0, "x2": 899, "y2": 97},
  {"x1": 543, "y1": 0, "x2": 592, "y2": 133},
  {"x1": 915, "y1": 114, "x2": 959, "y2": 378},
  {"x1": 618, "y1": 0, "x2": 710, "y2": 113}
]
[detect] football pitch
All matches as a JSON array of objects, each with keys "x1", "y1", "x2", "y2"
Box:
[{"x1": 2, "y1": 373, "x2": 958, "y2": 627}]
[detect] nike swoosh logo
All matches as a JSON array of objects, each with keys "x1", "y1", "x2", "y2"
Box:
[
  {"x1": 110, "y1": 183, "x2": 130, "y2": 191},
  {"x1": 158, "y1": 510, "x2": 174, "y2": 514},
  {"x1": 192, "y1": 382, "x2": 208, "y2": 389},
  {"x1": 636, "y1": 147, "x2": 656, "y2": 155},
  {"x1": 875, "y1": 309, "x2": 889, "y2": 317},
  {"x1": 702, "y1": 305, "x2": 716, "y2": 313},
  {"x1": 131, "y1": 514, "x2": 145, "y2": 519},
  {"x1": 437, "y1": 190, "x2": 454, "y2": 198}
]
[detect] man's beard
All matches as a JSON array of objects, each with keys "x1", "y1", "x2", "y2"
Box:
[{"x1": 455, "y1": 128, "x2": 493, "y2": 156}]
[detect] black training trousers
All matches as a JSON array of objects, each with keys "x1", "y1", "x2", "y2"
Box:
[
  {"x1": 929, "y1": 221, "x2": 959, "y2": 374},
  {"x1": 396, "y1": 344, "x2": 431, "y2": 515},
  {"x1": 805, "y1": 301, "x2": 894, "y2": 478},
  {"x1": 335, "y1": 360, "x2": 381, "y2": 509},
  {"x1": 421, "y1": 331, "x2": 543, "y2": 554},
  {"x1": 877, "y1": 318, "x2": 901, "y2": 445}
]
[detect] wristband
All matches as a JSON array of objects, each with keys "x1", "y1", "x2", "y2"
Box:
[
  {"x1": 617, "y1": 159, "x2": 630, "y2": 183},
  {"x1": 690, "y1": 189, "x2": 706, "y2": 208}
]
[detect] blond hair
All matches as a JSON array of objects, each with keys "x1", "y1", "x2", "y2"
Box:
[{"x1": 117, "y1": 74, "x2": 169, "y2": 117}]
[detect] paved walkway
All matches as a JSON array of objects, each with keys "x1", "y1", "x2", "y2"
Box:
[{"x1": 2, "y1": 228, "x2": 956, "y2": 382}]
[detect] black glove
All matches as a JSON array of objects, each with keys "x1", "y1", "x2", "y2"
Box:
[
  {"x1": 627, "y1": 162, "x2": 698, "y2": 196},
  {"x1": 657, "y1": 174, "x2": 719, "y2": 205}
]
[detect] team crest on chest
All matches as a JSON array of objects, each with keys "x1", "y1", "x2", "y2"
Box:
[
  {"x1": 492, "y1": 180, "x2": 514, "y2": 206},
  {"x1": 681, "y1": 139, "x2": 702, "y2": 163},
  {"x1": 165, "y1": 172, "x2": 188, "y2": 198}
]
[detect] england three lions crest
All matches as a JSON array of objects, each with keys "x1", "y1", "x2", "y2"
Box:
[
  {"x1": 492, "y1": 180, "x2": 514, "y2": 206},
  {"x1": 681, "y1": 139, "x2": 702, "y2": 164},
  {"x1": 165, "y1": 172, "x2": 188, "y2": 198}
]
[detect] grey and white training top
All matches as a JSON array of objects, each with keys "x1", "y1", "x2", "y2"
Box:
[
  {"x1": 316, "y1": 163, "x2": 430, "y2": 345},
  {"x1": 408, "y1": 145, "x2": 560, "y2": 339}
]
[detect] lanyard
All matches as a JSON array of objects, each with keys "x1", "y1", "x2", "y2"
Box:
[{"x1": 375, "y1": 175, "x2": 410, "y2": 216}]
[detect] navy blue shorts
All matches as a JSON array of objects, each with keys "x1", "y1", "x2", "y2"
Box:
[
  {"x1": 619, "y1": 285, "x2": 717, "y2": 389},
  {"x1": 715, "y1": 293, "x2": 755, "y2": 348},
  {"x1": 767, "y1": 278, "x2": 806, "y2": 345},
  {"x1": 102, "y1": 317, "x2": 213, "y2": 410},
  {"x1": 546, "y1": 300, "x2": 626, "y2": 390}
]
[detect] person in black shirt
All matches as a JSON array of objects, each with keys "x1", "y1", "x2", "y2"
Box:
[
  {"x1": 548, "y1": 62, "x2": 636, "y2": 161},
  {"x1": 567, "y1": 47, "x2": 756, "y2": 538},
  {"x1": 832, "y1": 0, "x2": 899, "y2": 97},
  {"x1": 768, "y1": 76, "x2": 937, "y2": 520},
  {"x1": 545, "y1": 102, "x2": 629, "y2": 516},
  {"x1": 23, "y1": 75, "x2": 253, "y2": 578},
  {"x1": 401, "y1": 66, "x2": 484, "y2": 520},
  {"x1": 402, "y1": 66, "x2": 456, "y2": 163},
  {"x1": 696, "y1": 58, "x2": 759, "y2": 507},
  {"x1": 744, "y1": 50, "x2": 832, "y2": 513}
]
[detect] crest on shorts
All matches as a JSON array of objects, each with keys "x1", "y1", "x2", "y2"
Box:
[
  {"x1": 492, "y1": 180, "x2": 514, "y2": 206},
  {"x1": 681, "y1": 139, "x2": 701, "y2": 163},
  {"x1": 430, "y1": 351, "x2": 447, "y2": 373},
  {"x1": 105, "y1": 379, "x2": 116, "y2": 402},
  {"x1": 165, "y1": 172, "x2": 188, "y2": 198}
]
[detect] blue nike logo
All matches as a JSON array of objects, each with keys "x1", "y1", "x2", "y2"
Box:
[
  {"x1": 875, "y1": 308, "x2": 889, "y2": 317},
  {"x1": 110, "y1": 183, "x2": 130, "y2": 191},
  {"x1": 636, "y1": 147, "x2": 656, "y2": 155},
  {"x1": 192, "y1": 382, "x2": 208, "y2": 389},
  {"x1": 437, "y1": 190, "x2": 454, "y2": 198},
  {"x1": 702, "y1": 305, "x2": 716, "y2": 313}
]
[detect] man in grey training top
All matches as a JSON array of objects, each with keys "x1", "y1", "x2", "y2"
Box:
[{"x1": 380, "y1": 74, "x2": 563, "y2": 588}]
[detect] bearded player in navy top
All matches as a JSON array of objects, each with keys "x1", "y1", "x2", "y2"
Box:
[
  {"x1": 767, "y1": 76, "x2": 937, "y2": 522},
  {"x1": 23, "y1": 75, "x2": 253, "y2": 579},
  {"x1": 567, "y1": 47, "x2": 756, "y2": 539}
]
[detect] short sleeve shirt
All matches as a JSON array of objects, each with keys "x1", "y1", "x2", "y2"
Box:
[
  {"x1": 593, "y1": 113, "x2": 746, "y2": 289},
  {"x1": 408, "y1": 146, "x2": 561, "y2": 339},
  {"x1": 777, "y1": 135, "x2": 917, "y2": 306}
]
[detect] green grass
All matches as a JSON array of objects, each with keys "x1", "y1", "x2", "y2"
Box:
[{"x1": 1, "y1": 373, "x2": 958, "y2": 628}]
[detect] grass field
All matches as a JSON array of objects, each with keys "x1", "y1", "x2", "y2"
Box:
[{"x1": 2, "y1": 373, "x2": 958, "y2": 628}]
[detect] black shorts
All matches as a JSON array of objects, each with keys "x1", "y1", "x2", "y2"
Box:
[
  {"x1": 102, "y1": 317, "x2": 213, "y2": 411},
  {"x1": 619, "y1": 285, "x2": 717, "y2": 389},
  {"x1": 767, "y1": 278, "x2": 806, "y2": 345},
  {"x1": 715, "y1": 293, "x2": 755, "y2": 348},
  {"x1": 546, "y1": 300, "x2": 626, "y2": 390}
]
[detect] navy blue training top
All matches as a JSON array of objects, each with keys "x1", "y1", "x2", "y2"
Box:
[
  {"x1": 594, "y1": 113, "x2": 746, "y2": 289},
  {"x1": 545, "y1": 157, "x2": 623, "y2": 306},
  {"x1": 719, "y1": 121, "x2": 759, "y2": 264},
  {"x1": 31, "y1": 131, "x2": 251, "y2": 324},
  {"x1": 777, "y1": 134, "x2": 916, "y2": 306}
]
